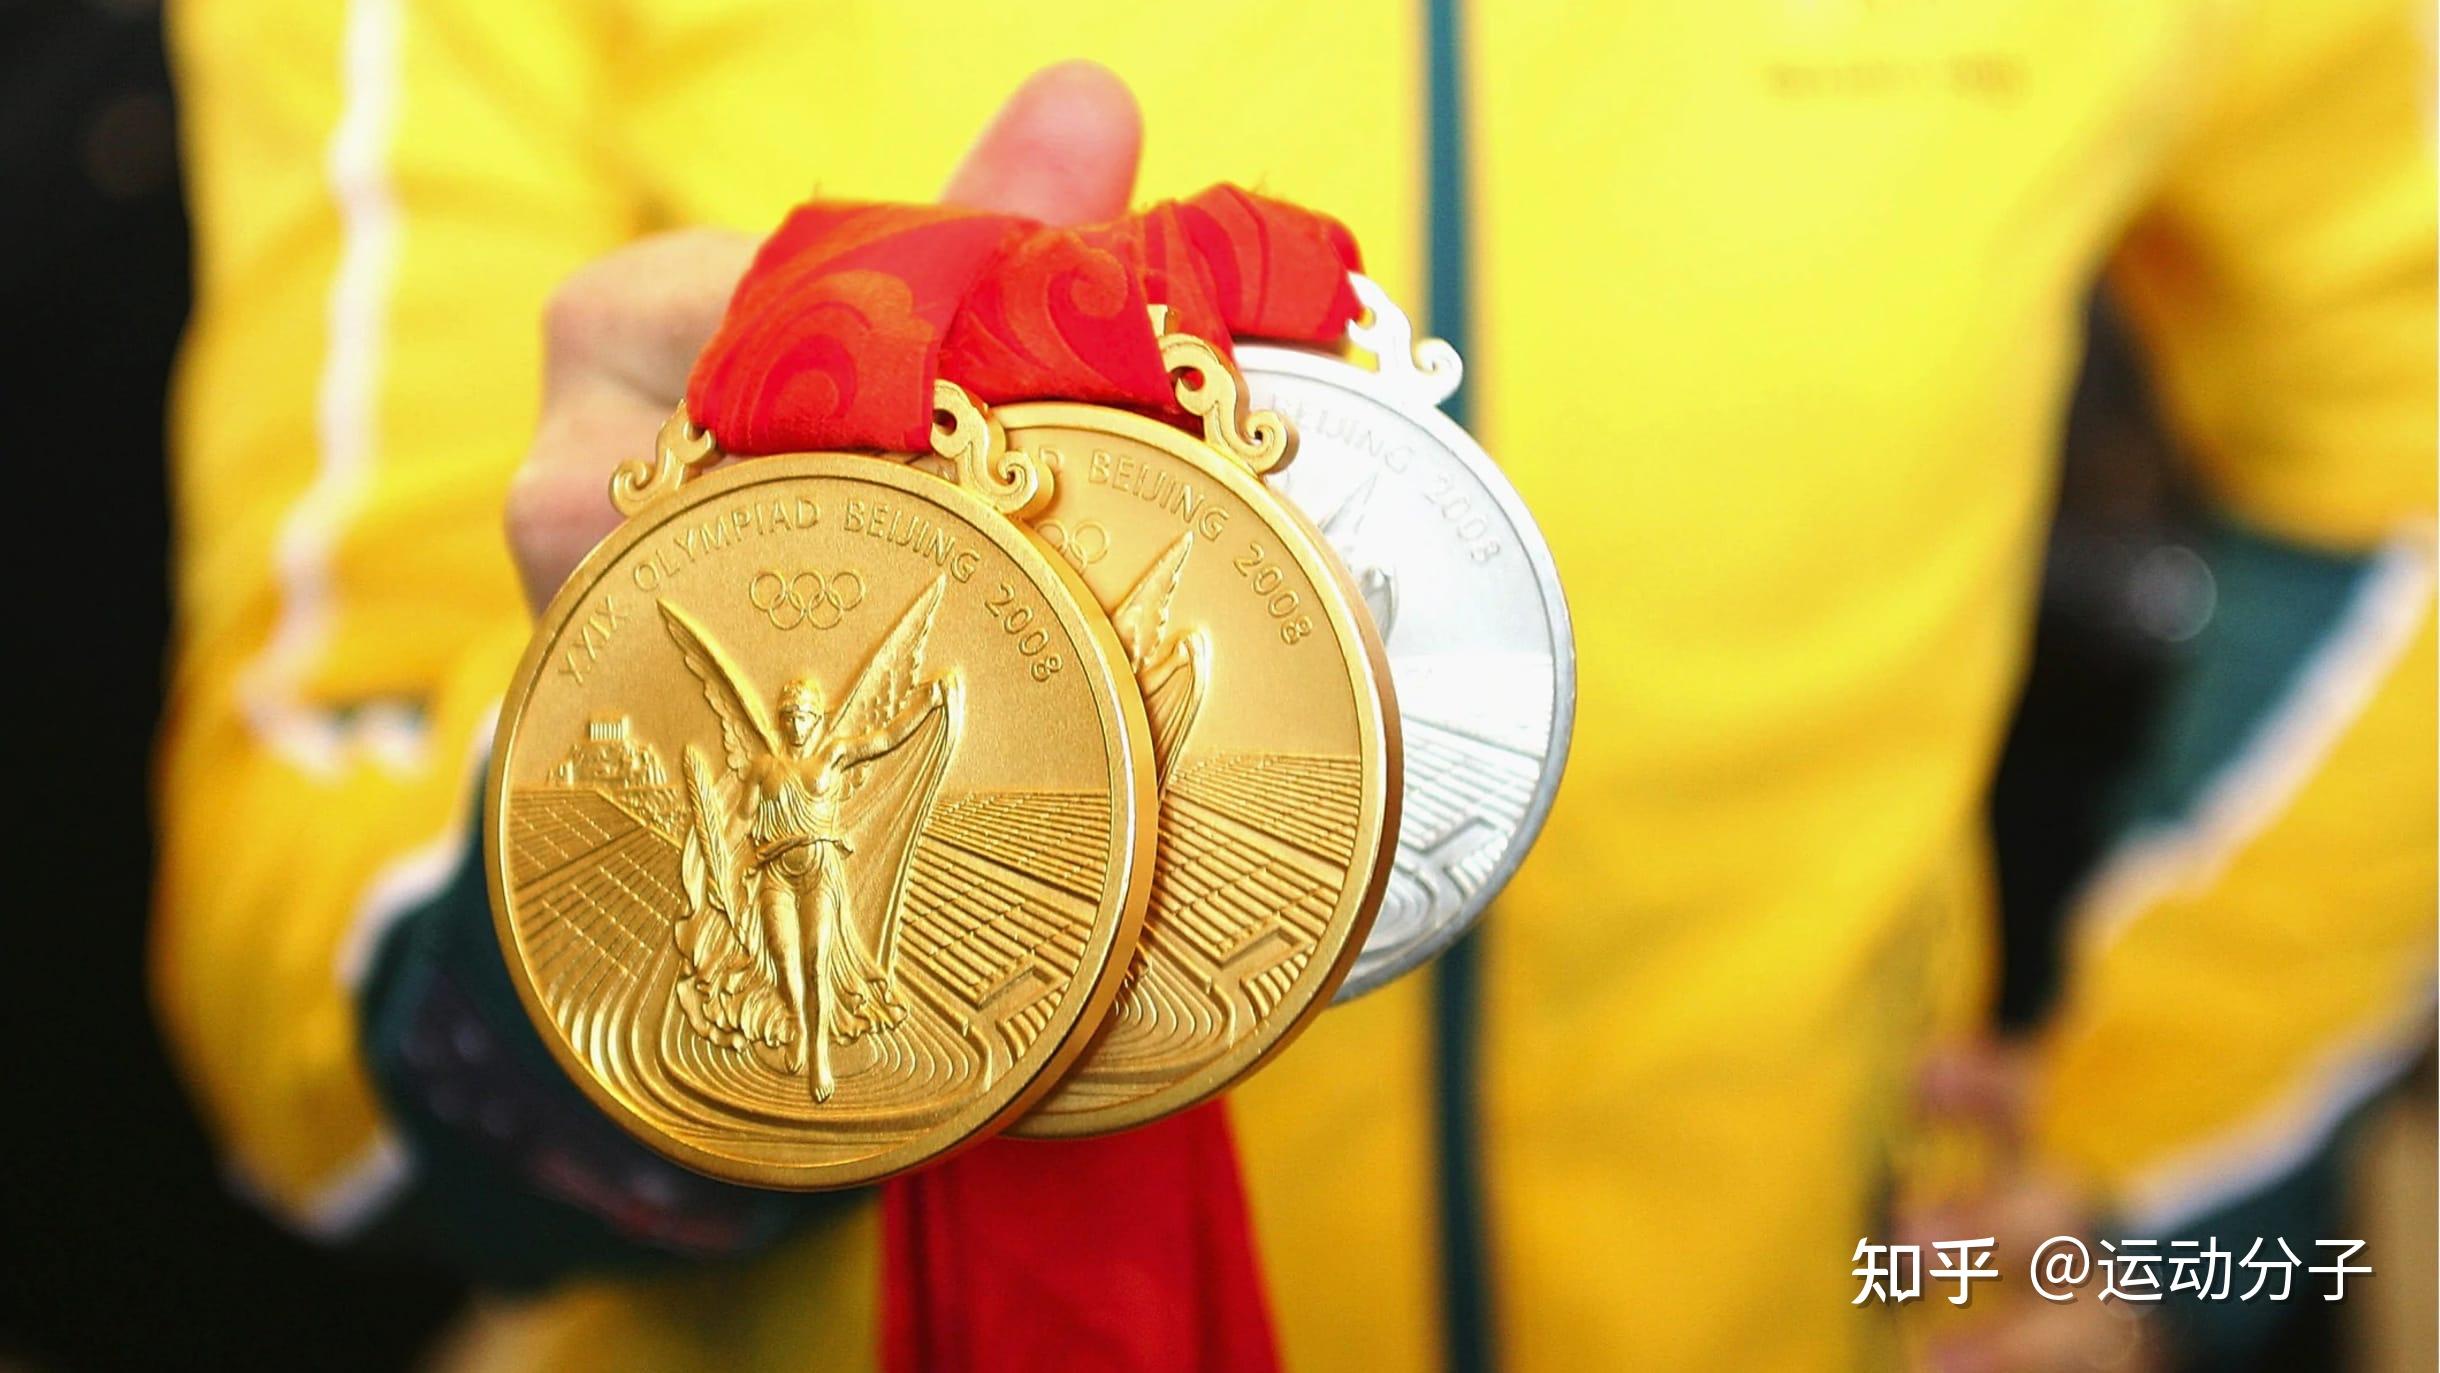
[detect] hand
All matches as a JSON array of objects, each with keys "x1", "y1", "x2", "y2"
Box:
[
  {"x1": 1901, "y1": 1040, "x2": 2164, "y2": 1373},
  {"x1": 504, "y1": 62, "x2": 1144, "y2": 611}
]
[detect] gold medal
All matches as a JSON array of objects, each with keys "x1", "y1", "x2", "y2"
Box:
[
  {"x1": 486, "y1": 386, "x2": 1156, "y2": 1187},
  {"x1": 1005, "y1": 315, "x2": 1402, "y2": 1137}
]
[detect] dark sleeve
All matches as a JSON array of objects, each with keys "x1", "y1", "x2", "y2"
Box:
[{"x1": 350, "y1": 776, "x2": 863, "y2": 1291}]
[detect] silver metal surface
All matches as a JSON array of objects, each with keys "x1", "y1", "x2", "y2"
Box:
[{"x1": 1241, "y1": 276, "x2": 1577, "y2": 1002}]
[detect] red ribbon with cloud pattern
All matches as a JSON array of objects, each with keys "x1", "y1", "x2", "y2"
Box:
[{"x1": 687, "y1": 184, "x2": 1361, "y2": 454}]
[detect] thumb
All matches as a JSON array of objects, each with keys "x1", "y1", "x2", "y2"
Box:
[
  {"x1": 1915, "y1": 1037, "x2": 2033, "y2": 1176},
  {"x1": 942, "y1": 61, "x2": 1141, "y2": 225},
  {"x1": 1917, "y1": 1039, "x2": 2028, "y2": 1131}
]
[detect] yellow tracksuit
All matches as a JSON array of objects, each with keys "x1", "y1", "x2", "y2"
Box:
[{"x1": 158, "y1": 0, "x2": 2434, "y2": 1367}]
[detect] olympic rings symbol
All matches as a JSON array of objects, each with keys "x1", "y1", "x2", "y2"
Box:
[
  {"x1": 749, "y1": 568, "x2": 866, "y2": 630},
  {"x1": 1037, "y1": 519, "x2": 1111, "y2": 572}
]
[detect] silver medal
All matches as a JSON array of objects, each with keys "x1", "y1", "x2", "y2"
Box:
[{"x1": 1241, "y1": 277, "x2": 1576, "y2": 1002}]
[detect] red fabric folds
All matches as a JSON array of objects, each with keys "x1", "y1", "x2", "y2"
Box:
[
  {"x1": 880, "y1": 1104, "x2": 1282, "y2": 1373},
  {"x1": 937, "y1": 216, "x2": 1174, "y2": 408},
  {"x1": 686, "y1": 204, "x2": 1028, "y2": 454},
  {"x1": 1158, "y1": 184, "x2": 1363, "y2": 343},
  {"x1": 684, "y1": 184, "x2": 1362, "y2": 455}
]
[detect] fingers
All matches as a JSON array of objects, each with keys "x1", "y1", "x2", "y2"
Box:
[
  {"x1": 1901, "y1": 1038, "x2": 2082, "y2": 1276},
  {"x1": 507, "y1": 376, "x2": 674, "y2": 609},
  {"x1": 540, "y1": 228, "x2": 756, "y2": 404},
  {"x1": 1901, "y1": 1039, "x2": 2152, "y2": 1373},
  {"x1": 512, "y1": 228, "x2": 755, "y2": 609},
  {"x1": 1896, "y1": 1165, "x2": 2084, "y2": 1274},
  {"x1": 1923, "y1": 1300, "x2": 2160, "y2": 1373},
  {"x1": 1916, "y1": 1039, "x2": 2028, "y2": 1134},
  {"x1": 1916, "y1": 1037, "x2": 2031, "y2": 1168},
  {"x1": 511, "y1": 62, "x2": 1143, "y2": 612},
  {"x1": 941, "y1": 60, "x2": 1141, "y2": 224}
]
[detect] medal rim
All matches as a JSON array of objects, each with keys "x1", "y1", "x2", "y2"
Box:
[
  {"x1": 485, "y1": 452, "x2": 1158, "y2": 1189},
  {"x1": 1236, "y1": 339, "x2": 1579, "y2": 1004},
  {"x1": 988, "y1": 400, "x2": 1404, "y2": 1139}
]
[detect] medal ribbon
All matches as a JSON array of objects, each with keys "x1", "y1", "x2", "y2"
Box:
[
  {"x1": 686, "y1": 184, "x2": 1362, "y2": 454},
  {"x1": 686, "y1": 186, "x2": 1362, "y2": 1373},
  {"x1": 879, "y1": 1103, "x2": 1281, "y2": 1373}
]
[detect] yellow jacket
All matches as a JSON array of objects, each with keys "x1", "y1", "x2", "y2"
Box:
[{"x1": 159, "y1": 0, "x2": 2434, "y2": 1367}]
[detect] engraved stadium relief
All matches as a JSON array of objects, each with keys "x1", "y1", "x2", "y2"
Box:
[
  {"x1": 1089, "y1": 748, "x2": 1361, "y2": 1091},
  {"x1": 1062, "y1": 532, "x2": 1367, "y2": 1104},
  {"x1": 1371, "y1": 679, "x2": 1546, "y2": 951},
  {"x1": 1287, "y1": 440, "x2": 1552, "y2": 966},
  {"x1": 503, "y1": 574, "x2": 1108, "y2": 1159}
]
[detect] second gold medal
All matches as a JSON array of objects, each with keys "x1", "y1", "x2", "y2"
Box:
[{"x1": 1007, "y1": 316, "x2": 1402, "y2": 1137}]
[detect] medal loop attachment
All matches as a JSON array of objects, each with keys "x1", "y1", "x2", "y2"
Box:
[
  {"x1": 611, "y1": 405, "x2": 724, "y2": 517},
  {"x1": 1345, "y1": 274, "x2": 1463, "y2": 409},
  {"x1": 1152, "y1": 306, "x2": 1296, "y2": 476},
  {"x1": 610, "y1": 384, "x2": 1052, "y2": 520},
  {"x1": 932, "y1": 379, "x2": 1051, "y2": 518}
]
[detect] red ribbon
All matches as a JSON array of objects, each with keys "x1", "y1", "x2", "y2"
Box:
[
  {"x1": 880, "y1": 1104, "x2": 1282, "y2": 1373},
  {"x1": 686, "y1": 184, "x2": 1362, "y2": 455},
  {"x1": 685, "y1": 203, "x2": 1028, "y2": 454},
  {"x1": 685, "y1": 186, "x2": 1364, "y2": 1372}
]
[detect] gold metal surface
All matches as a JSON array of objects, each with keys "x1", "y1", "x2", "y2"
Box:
[
  {"x1": 488, "y1": 400, "x2": 1155, "y2": 1187},
  {"x1": 1003, "y1": 323, "x2": 1402, "y2": 1138},
  {"x1": 1154, "y1": 305, "x2": 1293, "y2": 475},
  {"x1": 610, "y1": 404, "x2": 721, "y2": 518}
]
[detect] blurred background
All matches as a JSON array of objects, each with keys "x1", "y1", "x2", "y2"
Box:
[{"x1": 4, "y1": 1, "x2": 2429, "y2": 1369}]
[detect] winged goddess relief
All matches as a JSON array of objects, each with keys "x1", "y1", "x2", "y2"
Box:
[
  {"x1": 1112, "y1": 530, "x2": 1209, "y2": 784},
  {"x1": 660, "y1": 580, "x2": 958, "y2": 1103},
  {"x1": 1314, "y1": 471, "x2": 1396, "y2": 640}
]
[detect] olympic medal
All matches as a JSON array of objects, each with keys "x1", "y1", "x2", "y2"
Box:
[
  {"x1": 1241, "y1": 277, "x2": 1575, "y2": 1001},
  {"x1": 1002, "y1": 321, "x2": 1401, "y2": 1138},
  {"x1": 486, "y1": 393, "x2": 1155, "y2": 1187}
]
